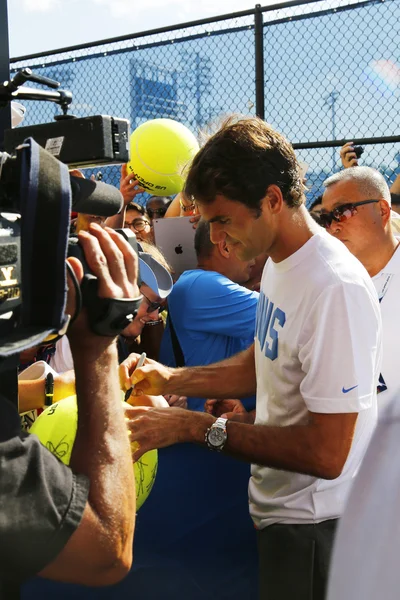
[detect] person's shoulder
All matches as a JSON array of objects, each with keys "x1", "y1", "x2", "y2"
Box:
[
  {"x1": 173, "y1": 269, "x2": 224, "y2": 291},
  {"x1": 314, "y1": 231, "x2": 373, "y2": 287}
]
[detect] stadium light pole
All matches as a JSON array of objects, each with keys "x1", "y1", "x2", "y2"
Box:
[{"x1": 325, "y1": 90, "x2": 339, "y2": 173}]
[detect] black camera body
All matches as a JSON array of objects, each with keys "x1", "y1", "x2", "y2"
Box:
[
  {"x1": 0, "y1": 69, "x2": 139, "y2": 352},
  {"x1": 353, "y1": 145, "x2": 364, "y2": 159}
]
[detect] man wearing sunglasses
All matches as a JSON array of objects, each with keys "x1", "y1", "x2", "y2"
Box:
[
  {"x1": 146, "y1": 195, "x2": 172, "y2": 221},
  {"x1": 321, "y1": 166, "x2": 400, "y2": 600},
  {"x1": 51, "y1": 248, "x2": 173, "y2": 373},
  {"x1": 321, "y1": 166, "x2": 398, "y2": 413},
  {"x1": 121, "y1": 118, "x2": 382, "y2": 600}
]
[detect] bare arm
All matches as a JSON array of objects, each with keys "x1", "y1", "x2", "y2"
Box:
[
  {"x1": 340, "y1": 142, "x2": 359, "y2": 168},
  {"x1": 18, "y1": 370, "x2": 76, "y2": 413},
  {"x1": 105, "y1": 164, "x2": 144, "y2": 229},
  {"x1": 120, "y1": 343, "x2": 256, "y2": 399},
  {"x1": 214, "y1": 411, "x2": 358, "y2": 478},
  {"x1": 164, "y1": 194, "x2": 181, "y2": 217},
  {"x1": 127, "y1": 406, "x2": 358, "y2": 480},
  {"x1": 39, "y1": 224, "x2": 139, "y2": 586}
]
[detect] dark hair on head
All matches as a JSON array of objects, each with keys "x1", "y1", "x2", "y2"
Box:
[
  {"x1": 308, "y1": 195, "x2": 323, "y2": 211},
  {"x1": 126, "y1": 202, "x2": 150, "y2": 219},
  {"x1": 184, "y1": 116, "x2": 304, "y2": 213},
  {"x1": 194, "y1": 219, "x2": 215, "y2": 260}
]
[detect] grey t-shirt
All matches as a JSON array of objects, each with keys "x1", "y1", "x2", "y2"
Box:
[{"x1": 0, "y1": 395, "x2": 89, "y2": 591}]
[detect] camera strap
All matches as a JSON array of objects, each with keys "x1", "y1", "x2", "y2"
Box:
[
  {"x1": 0, "y1": 138, "x2": 70, "y2": 356},
  {"x1": 81, "y1": 275, "x2": 143, "y2": 337}
]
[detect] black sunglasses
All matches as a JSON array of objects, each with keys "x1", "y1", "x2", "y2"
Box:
[
  {"x1": 317, "y1": 199, "x2": 379, "y2": 229},
  {"x1": 147, "y1": 207, "x2": 167, "y2": 219},
  {"x1": 141, "y1": 292, "x2": 163, "y2": 314}
]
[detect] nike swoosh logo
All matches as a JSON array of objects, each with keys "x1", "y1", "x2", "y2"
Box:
[{"x1": 342, "y1": 385, "x2": 358, "y2": 394}]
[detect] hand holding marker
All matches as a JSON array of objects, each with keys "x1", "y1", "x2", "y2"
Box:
[{"x1": 125, "y1": 353, "x2": 146, "y2": 402}]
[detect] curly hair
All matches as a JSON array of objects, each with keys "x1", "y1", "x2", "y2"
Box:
[{"x1": 184, "y1": 116, "x2": 304, "y2": 213}]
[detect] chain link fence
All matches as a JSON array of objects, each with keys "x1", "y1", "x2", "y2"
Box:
[{"x1": 10, "y1": 0, "x2": 400, "y2": 205}]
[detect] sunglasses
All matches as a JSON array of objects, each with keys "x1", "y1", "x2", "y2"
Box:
[
  {"x1": 141, "y1": 292, "x2": 163, "y2": 314},
  {"x1": 147, "y1": 207, "x2": 167, "y2": 219},
  {"x1": 317, "y1": 200, "x2": 379, "y2": 229},
  {"x1": 124, "y1": 218, "x2": 151, "y2": 232}
]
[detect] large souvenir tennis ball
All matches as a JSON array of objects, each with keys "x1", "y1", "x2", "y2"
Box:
[
  {"x1": 30, "y1": 395, "x2": 158, "y2": 511},
  {"x1": 127, "y1": 118, "x2": 199, "y2": 196}
]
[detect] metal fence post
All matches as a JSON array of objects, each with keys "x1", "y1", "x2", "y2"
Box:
[{"x1": 254, "y1": 3, "x2": 265, "y2": 120}]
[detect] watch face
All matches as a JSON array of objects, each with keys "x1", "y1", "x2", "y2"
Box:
[{"x1": 208, "y1": 427, "x2": 227, "y2": 448}]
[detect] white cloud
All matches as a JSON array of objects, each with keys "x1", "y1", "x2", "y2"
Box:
[
  {"x1": 22, "y1": 0, "x2": 61, "y2": 12},
  {"x1": 90, "y1": 0, "x2": 257, "y2": 20}
]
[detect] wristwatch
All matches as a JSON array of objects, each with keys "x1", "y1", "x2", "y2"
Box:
[{"x1": 205, "y1": 417, "x2": 228, "y2": 452}]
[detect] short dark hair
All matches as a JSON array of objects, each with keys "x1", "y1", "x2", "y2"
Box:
[
  {"x1": 308, "y1": 195, "x2": 323, "y2": 211},
  {"x1": 194, "y1": 219, "x2": 215, "y2": 260},
  {"x1": 184, "y1": 116, "x2": 304, "y2": 213},
  {"x1": 126, "y1": 202, "x2": 149, "y2": 219}
]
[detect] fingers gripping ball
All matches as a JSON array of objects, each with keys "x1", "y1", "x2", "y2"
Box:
[
  {"x1": 127, "y1": 118, "x2": 199, "y2": 196},
  {"x1": 30, "y1": 395, "x2": 158, "y2": 511}
]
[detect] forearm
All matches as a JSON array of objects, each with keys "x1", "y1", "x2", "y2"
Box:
[
  {"x1": 105, "y1": 207, "x2": 126, "y2": 230},
  {"x1": 18, "y1": 370, "x2": 76, "y2": 413},
  {"x1": 70, "y1": 341, "x2": 135, "y2": 557},
  {"x1": 187, "y1": 412, "x2": 352, "y2": 479},
  {"x1": 164, "y1": 195, "x2": 181, "y2": 218},
  {"x1": 18, "y1": 379, "x2": 45, "y2": 413},
  {"x1": 166, "y1": 344, "x2": 256, "y2": 398}
]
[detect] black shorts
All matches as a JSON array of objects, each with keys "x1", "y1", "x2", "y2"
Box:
[{"x1": 257, "y1": 519, "x2": 338, "y2": 600}]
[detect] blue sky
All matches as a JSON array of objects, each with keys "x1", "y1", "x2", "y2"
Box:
[{"x1": 8, "y1": 0, "x2": 273, "y2": 58}]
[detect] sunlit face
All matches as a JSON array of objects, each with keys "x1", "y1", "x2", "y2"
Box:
[
  {"x1": 322, "y1": 180, "x2": 386, "y2": 261},
  {"x1": 198, "y1": 194, "x2": 272, "y2": 261},
  {"x1": 121, "y1": 284, "x2": 163, "y2": 338},
  {"x1": 124, "y1": 208, "x2": 154, "y2": 242}
]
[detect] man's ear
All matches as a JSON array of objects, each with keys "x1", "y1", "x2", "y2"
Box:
[
  {"x1": 262, "y1": 185, "x2": 284, "y2": 214},
  {"x1": 380, "y1": 199, "x2": 392, "y2": 227},
  {"x1": 217, "y1": 239, "x2": 230, "y2": 259}
]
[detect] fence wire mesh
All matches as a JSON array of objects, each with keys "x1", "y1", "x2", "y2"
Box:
[{"x1": 10, "y1": 0, "x2": 400, "y2": 205}]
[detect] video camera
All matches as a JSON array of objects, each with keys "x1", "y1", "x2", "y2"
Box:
[{"x1": 0, "y1": 69, "x2": 142, "y2": 359}]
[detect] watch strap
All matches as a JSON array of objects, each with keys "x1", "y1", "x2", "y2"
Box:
[{"x1": 214, "y1": 417, "x2": 228, "y2": 431}]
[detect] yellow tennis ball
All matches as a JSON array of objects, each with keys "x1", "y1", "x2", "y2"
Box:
[
  {"x1": 127, "y1": 118, "x2": 199, "y2": 196},
  {"x1": 30, "y1": 394, "x2": 157, "y2": 511}
]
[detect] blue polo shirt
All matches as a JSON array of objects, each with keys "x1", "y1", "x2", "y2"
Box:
[{"x1": 160, "y1": 269, "x2": 258, "y2": 410}]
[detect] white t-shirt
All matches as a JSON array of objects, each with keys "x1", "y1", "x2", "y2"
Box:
[
  {"x1": 50, "y1": 335, "x2": 73, "y2": 373},
  {"x1": 327, "y1": 397, "x2": 400, "y2": 600},
  {"x1": 372, "y1": 239, "x2": 400, "y2": 413},
  {"x1": 249, "y1": 231, "x2": 382, "y2": 528}
]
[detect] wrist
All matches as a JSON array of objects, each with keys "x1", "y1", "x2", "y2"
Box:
[
  {"x1": 179, "y1": 197, "x2": 196, "y2": 213},
  {"x1": 185, "y1": 411, "x2": 214, "y2": 444},
  {"x1": 164, "y1": 367, "x2": 187, "y2": 395}
]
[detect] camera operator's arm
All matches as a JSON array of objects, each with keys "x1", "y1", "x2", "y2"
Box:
[
  {"x1": 106, "y1": 164, "x2": 144, "y2": 229},
  {"x1": 38, "y1": 224, "x2": 139, "y2": 586}
]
